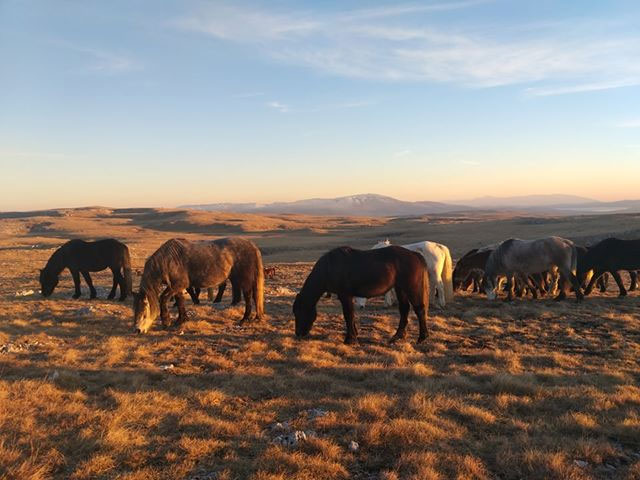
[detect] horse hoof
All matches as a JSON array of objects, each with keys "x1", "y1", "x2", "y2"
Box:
[
  {"x1": 416, "y1": 336, "x2": 427, "y2": 344},
  {"x1": 72, "y1": 294, "x2": 81, "y2": 299},
  {"x1": 344, "y1": 337, "x2": 359, "y2": 345}
]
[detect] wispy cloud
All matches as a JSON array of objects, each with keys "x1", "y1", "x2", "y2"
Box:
[
  {"x1": 52, "y1": 39, "x2": 140, "y2": 74},
  {"x1": 461, "y1": 160, "x2": 480, "y2": 166},
  {"x1": 176, "y1": 2, "x2": 640, "y2": 94},
  {"x1": 616, "y1": 118, "x2": 640, "y2": 128},
  {"x1": 393, "y1": 149, "x2": 412, "y2": 158},
  {"x1": 526, "y1": 79, "x2": 640, "y2": 97},
  {"x1": 267, "y1": 101, "x2": 289, "y2": 113}
]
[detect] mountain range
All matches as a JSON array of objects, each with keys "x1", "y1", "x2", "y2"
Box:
[{"x1": 182, "y1": 193, "x2": 640, "y2": 216}]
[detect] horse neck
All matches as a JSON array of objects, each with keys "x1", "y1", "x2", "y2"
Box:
[
  {"x1": 484, "y1": 252, "x2": 501, "y2": 277},
  {"x1": 44, "y1": 248, "x2": 67, "y2": 276},
  {"x1": 299, "y1": 261, "x2": 327, "y2": 307}
]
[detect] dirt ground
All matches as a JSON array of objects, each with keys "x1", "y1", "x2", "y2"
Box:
[{"x1": 0, "y1": 208, "x2": 639, "y2": 479}]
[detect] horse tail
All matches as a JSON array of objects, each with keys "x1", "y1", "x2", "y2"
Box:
[
  {"x1": 442, "y1": 247, "x2": 454, "y2": 304},
  {"x1": 422, "y1": 260, "x2": 430, "y2": 317},
  {"x1": 254, "y1": 247, "x2": 265, "y2": 319},
  {"x1": 123, "y1": 246, "x2": 133, "y2": 297}
]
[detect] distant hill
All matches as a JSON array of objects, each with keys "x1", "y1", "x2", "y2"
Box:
[
  {"x1": 454, "y1": 194, "x2": 597, "y2": 208},
  {"x1": 183, "y1": 194, "x2": 469, "y2": 216},
  {"x1": 182, "y1": 193, "x2": 640, "y2": 216}
]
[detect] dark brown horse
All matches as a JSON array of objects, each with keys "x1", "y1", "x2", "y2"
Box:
[
  {"x1": 453, "y1": 248, "x2": 492, "y2": 291},
  {"x1": 39, "y1": 239, "x2": 132, "y2": 300},
  {"x1": 134, "y1": 237, "x2": 264, "y2": 333},
  {"x1": 578, "y1": 238, "x2": 640, "y2": 297},
  {"x1": 293, "y1": 246, "x2": 429, "y2": 344}
]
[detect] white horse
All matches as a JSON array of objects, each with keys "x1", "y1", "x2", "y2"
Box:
[{"x1": 354, "y1": 239, "x2": 454, "y2": 309}]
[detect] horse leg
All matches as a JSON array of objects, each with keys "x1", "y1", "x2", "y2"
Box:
[
  {"x1": 405, "y1": 284, "x2": 429, "y2": 344},
  {"x1": 390, "y1": 290, "x2": 409, "y2": 343},
  {"x1": 384, "y1": 290, "x2": 395, "y2": 307},
  {"x1": 584, "y1": 269, "x2": 604, "y2": 296},
  {"x1": 522, "y1": 275, "x2": 538, "y2": 299},
  {"x1": 472, "y1": 273, "x2": 481, "y2": 293},
  {"x1": 159, "y1": 286, "x2": 175, "y2": 328},
  {"x1": 231, "y1": 281, "x2": 242, "y2": 305},
  {"x1": 611, "y1": 270, "x2": 627, "y2": 297},
  {"x1": 338, "y1": 294, "x2": 358, "y2": 345},
  {"x1": 505, "y1": 276, "x2": 514, "y2": 302},
  {"x1": 112, "y1": 268, "x2": 126, "y2": 301},
  {"x1": 598, "y1": 273, "x2": 608, "y2": 293},
  {"x1": 174, "y1": 294, "x2": 188, "y2": 325},
  {"x1": 563, "y1": 268, "x2": 584, "y2": 302},
  {"x1": 213, "y1": 282, "x2": 226, "y2": 303},
  {"x1": 435, "y1": 280, "x2": 446, "y2": 308},
  {"x1": 186, "y1": 286, "x2": 200, "y2": 304},
  {"x1": 107, "y1": 267, "x2": 118, "y2": 300},
  {"x1": 629, "y1": 271, "x2": 639, "y2": 291},
  {"x1": 81, "y1": 271, "x2": 97, "y2": 299},
  {"x1": 70, "y1": 269, "x2": 82, "y2": 299},
  {"x1": 238, "y1": 288, "x2": 253, "y2": 325}
]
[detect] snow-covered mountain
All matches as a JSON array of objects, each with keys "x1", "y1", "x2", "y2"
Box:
[{"x1": 183, "y1": 194, "x2": 468, "y2": 216}]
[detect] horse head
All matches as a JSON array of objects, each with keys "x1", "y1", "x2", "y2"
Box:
[
  {"x1": 293, "y1": 293, "x2": 317, "y2": 337},
  {"x1": 483, "y1": 274, "x2": 498, "y2": 300},
  {"x1": 39, "y1": 268, "x2": 59, "y2": 297}
]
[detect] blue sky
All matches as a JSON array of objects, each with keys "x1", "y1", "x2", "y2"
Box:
[{"x1": 1, "y1": 0, "x2": 639, "y2": 210}]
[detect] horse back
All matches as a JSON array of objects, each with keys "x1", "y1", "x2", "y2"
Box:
[{"x1": 62, "y1": 238, "x2": 128, "y2": 271}]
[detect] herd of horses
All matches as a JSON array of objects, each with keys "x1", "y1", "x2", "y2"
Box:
[{"x1": 38, "y1": 234, "x2": 640, "y2": 344}]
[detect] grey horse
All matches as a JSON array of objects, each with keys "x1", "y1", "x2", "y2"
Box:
[{"x1": 483, "y1": 237, "x2": 583, "y2": 302}]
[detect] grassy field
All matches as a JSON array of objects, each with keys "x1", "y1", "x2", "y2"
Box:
[{"x1": 1, "y1": 208, "x2": 639, "y2": 479}]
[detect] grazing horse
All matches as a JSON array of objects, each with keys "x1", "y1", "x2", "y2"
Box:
[
  {"x1": 453, "y1": 248, "x2": 493, "y2": 291},
  {"x1": 484, "y1": 237, "x2": 583, "y2": 302},
  {"x1": 354, "y1": 239, "x2": 453, "y2": 309},
  {"x1": 578, "y1": 238, "x2": 640, "y2": 297},
  {"x1": 134, "y1": 237, "x2": 264, "y2": 333},
  {"x1": 294, "y1": 246, "x2": 429, "y2": 344},
  {"x1": 39, "y1": 239, "x2": 132, "y2": 301}
]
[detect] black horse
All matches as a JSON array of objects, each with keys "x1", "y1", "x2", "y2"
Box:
[
  {"x1": 293, "y1": 246, "x2": 429, "y2": 344},
  {"x1": 578, "y1": 238, "x2": 640, "y2": 297},
  {"x1": 39, "y1": 239, "x2": 132, "y2": 300}
]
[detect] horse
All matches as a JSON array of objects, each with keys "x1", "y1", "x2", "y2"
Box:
[
  {"x1": 453, "y1": 248, "x2": 493, "y2": 291},
  {"x1": 293, "y1": 246, "x2": 429, "y2": 344},
  {"x1": 354, "y1": 239, "x2": 453, "y2": 309},
  {"x1": 483, "y1": 237, "x2": 583, "y2": 302},
  {"x1": 134, "y1": 237, "x2": 264, "y2": 333},
  {"x1": 39, "y1": 239, "x2": 132, "y2": 301},
  {"x1": 578, "y1": 238, "x2": 640, "y2": 297}
]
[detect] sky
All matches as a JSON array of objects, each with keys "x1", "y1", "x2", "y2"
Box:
[{"x1": 1, "y1": 0, "x2": 639, "y2": 211}]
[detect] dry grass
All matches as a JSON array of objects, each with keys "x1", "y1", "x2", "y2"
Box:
[{"x1": 0, "y1": 209, "x2": 639, "y2": 479}]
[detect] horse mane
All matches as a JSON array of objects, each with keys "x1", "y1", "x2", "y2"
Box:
[
  {"x1": 43, "y1": 243, "x2": 68, "y2": 276},
  {"x1": 140, "y1": 238, "x2": 189, "y2": 292},
  {"x1": 298, "y1": 250, "x2": 330, "y2": 304}
]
